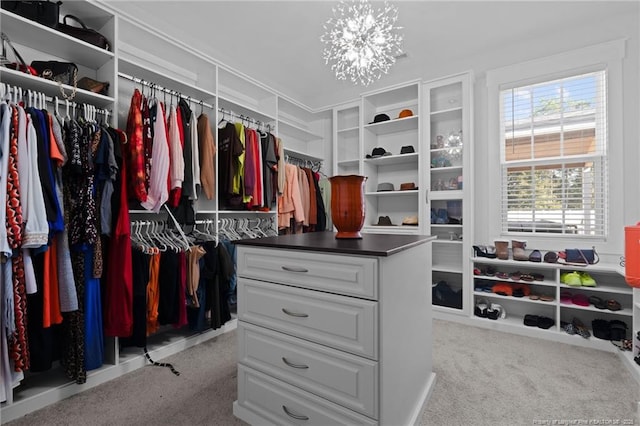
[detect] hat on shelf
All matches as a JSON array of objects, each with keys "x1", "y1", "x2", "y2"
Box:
[
  {"x1": 400, "y1": 145, "x2": 415, "y2": 154},
  {"x1": 377, "y1": 182, "x2": 394, "y2": 192},
  {"x1": 366, "y1": 147, "x2": 392, "y2": 158},
  {"x1": 402, "y1": 215, "x2": 419, "y2": 226},
  {"x1": 400, "y1": 182, "x2": 417, "y2": 191},
  {"x1": 373, "y1": 216, "x2": 394, "y2": 226},
  {"x1": 397, "y1": 109, "x2": 413, "y2": 119},
  {"x1": 369, "y1": 113, "x2": 390, "y2": 124}
]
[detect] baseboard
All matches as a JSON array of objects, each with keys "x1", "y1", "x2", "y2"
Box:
[
  {"x1": 408, "y1": 372, "x2": 437, "y2": 426},
  {"x1": 433, "y1": 310, "x2": 620, "y2": 353}
]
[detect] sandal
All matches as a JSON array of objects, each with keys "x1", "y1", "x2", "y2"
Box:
[
  {"x1": 531, "y1": 273, "x2": 545, "y2": 281},
  {"x1": 561, "y1": 321, "x2": 577, "y2": 335},
  {"x1": 523, "y1": 314, "x2": 539, "y2": 327},
  {"x1": 539, "y1": 294, "x2": 554, "y2": 302},
  {"x1": 537, "y1": 316, "x2": 555, "y2": 329},
  {"x1": 495, "y1": 271, "x2": 509, "y2": 279},
  {"x1": 588, "y1": 295, "x2": 606, "y2": 309},
  {"x1": 484, "y1": 266, "x2": 497, "y2": 277},
  {"x1": 529, "y1": 294, "x2": 540, "y2": 301},
  {"x1": 520, "y1": 273, "x2": 535, "y2": 282},
  {"x1": 572, "y1": 317, "x2": 591, "y2": 339},
  {"x1": 509, "y1": 271, "x2": 521, "y2": 281}
]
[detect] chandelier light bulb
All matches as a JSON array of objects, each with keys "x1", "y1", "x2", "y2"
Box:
[{"x1": 321, "y1": 0, "x2": 404, "y2": 86}]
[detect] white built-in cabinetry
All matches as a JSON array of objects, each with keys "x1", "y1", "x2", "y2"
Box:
[
  {"x1": 361, "y1": 81, "x2": 421, "y2": 235},
  {"x1": 0, "y1": 1, "x2": 329, "y2": 422},
  {"x1": 470, "y1": 257, "x2": 633, "y2": 352},
  {"x1": 424, "y1": 72, "x2": 474, "y2": 312},
  {"x1": 233, "y1": 233, "x2": 435, "y2": 426},
  {"x1": 333, "y1": 101, "x2": 360, "y2": 176}
]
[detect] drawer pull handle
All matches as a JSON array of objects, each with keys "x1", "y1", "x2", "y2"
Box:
[
  {"x1": 282, "y1": 357, "x2": 309, "y2": 369},
  {"x1": 282, "y1": 308, "x2": 309, "y2": 318},
  {"x1": 281, "y1": 266, "x2": 309, "y2": 273},
  {"x1": 282, "y1": 405, "x2": 309, "y2": 421}
]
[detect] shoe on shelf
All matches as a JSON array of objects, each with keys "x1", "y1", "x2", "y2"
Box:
[
  {"x1": 473, "y1": 245, "x2": 497, "y2": 259},
  {"x1": 588, "y1": 295, "x2": 607, "y2": 309},
  {"x1": 511, "y1": 239, "x2": 528, "y2": 261},
  {"x1": 561, "y1": 271, "x2": 582, "y2": 286},
  {"x1": 572, "y1": 317, "x2": 591, "y2": 339},
  {"x1": 494, "y1": 240, "x2": 509, "y2": 260},
  {"x1": 474, "y1": 298, "x2": 490, "y2": 318},
  {"x1": 543, "y1": 251, "x2": 559, "y2": 263},
  {"x1": 579, "y1": 272, "x2": 596, "y2": 287},
  {"x1": 606, "y1": 299, "x2": 622, "y2": 311},
  {"x1": 528, "y1": 249, "x2": 542, "y2": 262}
]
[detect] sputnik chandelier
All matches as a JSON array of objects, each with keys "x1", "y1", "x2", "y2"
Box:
[{"x1": 321, "y1": 0, "x2": 403, "y2": 86}]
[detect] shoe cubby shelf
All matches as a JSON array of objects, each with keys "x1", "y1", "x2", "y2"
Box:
[{"x1": 470, "y1": 254, "x2": 633, "y2": 353}]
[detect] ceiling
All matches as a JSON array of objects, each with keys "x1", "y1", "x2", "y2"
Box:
[{"x1": 104, "y1": 1, "x2": 638, "y2": 111}]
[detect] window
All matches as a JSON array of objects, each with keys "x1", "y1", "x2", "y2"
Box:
[{"x1": 500, "y1": 71, "x2": 607, "y2": 236}]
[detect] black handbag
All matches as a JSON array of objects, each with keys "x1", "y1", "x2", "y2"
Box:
[
  {"x1": 1, "y1": 1, "x2": 61, "y2": 28},
  {"x1": 29, "y1": 60, "x2": 77, "y2": 100},
  {"x1": 57, "y1": 15, "x2": 110, "y2": 51},
  {"x1": 30, "y1": 60, "x2": 77, "y2": 85},
  {"x1": 564, "y1": 247, "x2": 599, "y2": 264}
]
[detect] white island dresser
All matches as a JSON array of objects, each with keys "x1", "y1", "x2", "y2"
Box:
[{"x1": 232, "y1": 232, "x2": 436, "y2": 425}]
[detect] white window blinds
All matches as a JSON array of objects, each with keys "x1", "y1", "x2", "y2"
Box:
[{"x1": 500, "y1": 70, "x2": 607, "y2": 236}]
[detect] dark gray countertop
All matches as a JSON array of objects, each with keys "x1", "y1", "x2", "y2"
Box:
[{"x1": 233, "y1": 231, "x2": 435, "y2": 256}]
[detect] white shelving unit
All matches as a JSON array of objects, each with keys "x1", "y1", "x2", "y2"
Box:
[
  {"x1": 360, "y1": 80, "x2": 422, "y2": 234},
  {"x1": 333, "y1": 101, "x2": 361, "y2": 176},
  {"x1": 424, "y1": 72, "x2": 474, "y2": 313},
  {"x1": 468, "y1": 257, "x2": 633, "y2": 353}
]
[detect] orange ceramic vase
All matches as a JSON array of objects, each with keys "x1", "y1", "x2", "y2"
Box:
[{"x1": 329, "y1": 175, "x2": 367, "y2": 239}]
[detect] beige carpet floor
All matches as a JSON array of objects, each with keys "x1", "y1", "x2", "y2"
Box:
[{"x1": 5, "y1": 319, "x2": 640, "y2": 426}]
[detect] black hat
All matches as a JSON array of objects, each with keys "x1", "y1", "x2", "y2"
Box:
[
  {"x1": 366, "y1": 147, "x2": 391, "y2": 158},
  {"x1": 400, "y1": 145, "x2": 415, "y2": 154},
  {"x1": 373, "y1": 216, "x2": 394, "y2": 226},
  {"x1": 369, "y1": 113, "x2": 390, "y2": 124}
]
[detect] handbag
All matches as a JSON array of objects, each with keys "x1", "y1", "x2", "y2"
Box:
[
  {"x1": 561, "y1": 246, "x2": 599, "y2": 264},
  {"x1": 30, "y1": 60, "x2": 77, "y2": 85},
  {"x1": 77, "y1": 76, "x2": 109, "y2": 96},
  {"x1": 0, "y1": 32, "x2": 37, "y2": 75},
  {"x1": 57, "y1": 15, "x2": 110, "y2": 51},
  {"x1": 1, "y1": 1, "x2": 61, "y2": 28}
]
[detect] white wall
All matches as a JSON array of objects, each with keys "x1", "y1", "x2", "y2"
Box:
[{"x1": 445, "y1": 6, "x2": 639, "y2": 259}]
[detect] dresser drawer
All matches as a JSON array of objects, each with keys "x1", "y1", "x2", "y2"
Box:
[
  {"x1": 237, "y1": 247, "x2": 378, "y2": 300},
  {"x1": 237, "y1": 365, "x2": 378, "y2": 426},
  {"x1": 238, "y1": 322, "x2": 378, "y2": 418},
  {"x1": 238, "y1": 278, "x2": 378, "y2": 359}
]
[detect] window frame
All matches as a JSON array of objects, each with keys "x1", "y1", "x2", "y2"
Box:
[
  {"x1": 499, "y1": 70, "x2": 608, "y2": 237},
  {"x1": 486, "y1": 39, "x2": 625, "y2": 248}
]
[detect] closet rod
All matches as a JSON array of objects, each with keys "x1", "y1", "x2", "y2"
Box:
[
  {"x1": 285, "y1": 154, "x2": 323, "y2": 170},
  {"x1": 2, "y1": 83, "x2": 111, "y2": 115},
  {"x1": 218, "y1": 107, "x2": 272, "y2": 130},
  {"x1": 117, "y1": 72, "x2": 214, "y2": 110}
]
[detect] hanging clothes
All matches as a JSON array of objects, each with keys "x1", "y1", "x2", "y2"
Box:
[
  {"x1": 125, "y1": 88, "x2": 147, "y2": 203},
  {"x1": 198, "y1": 113, "x2": 216, "y2": 200},
  {"x1": 218, "y1": 122, "x2": 244, "y2": 208}
]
